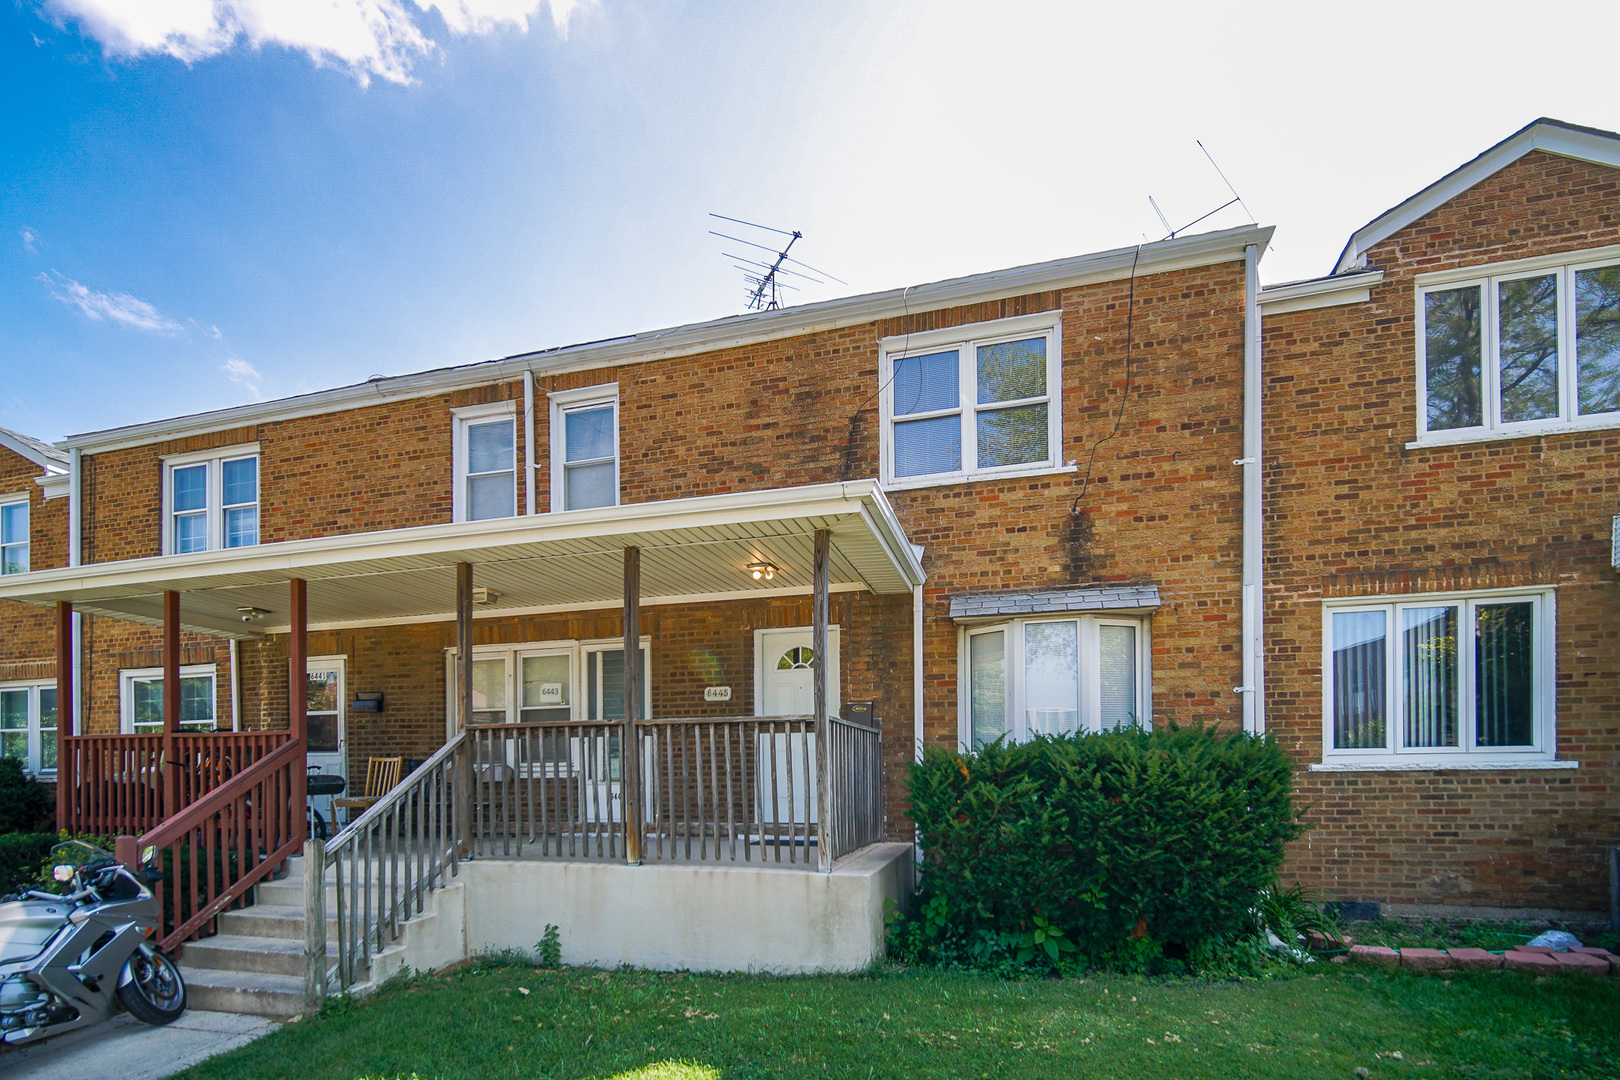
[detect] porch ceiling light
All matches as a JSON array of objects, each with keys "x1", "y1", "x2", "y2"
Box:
[
  {"x1": 747, "y1": 561, "x2": 778, "y2": 581},
  {"x1": 236, "y1": 606, "x2": 270, "y2": 624},
  {"x1": 472, "y1": 586, "x2": 501, "y2": 605}
]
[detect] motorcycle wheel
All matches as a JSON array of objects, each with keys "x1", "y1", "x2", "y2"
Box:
[{"x1": 118, "y1": 948, "x2": 186, "y2": 1026}]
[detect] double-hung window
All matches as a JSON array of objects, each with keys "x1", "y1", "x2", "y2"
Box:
[
  {"x1": 880, "y1": 313, "x2": 1063, "y2": 487},
  {"x1": 1323, "y1": 590, "x2": 1555, "y2": 766},
  {"x1": 453, "y1": 402, "x2": 518, "y2": 522},
  {"x1": 1417, "y1": 251, "x2": 1620, "y2": 442},
  {"x1": 162, "y1": 446, "x2": 259, "y2": 554},
  {"x1": 963, "y1": 615, "x2": 1148, "y2": 749},
  {"x1": 0, "y1": 682, "x2": 56, "y2": 774},
  {"x1": 119, "y1": 665, "x2": 217, "y2": 733},
  {"x1": 0, "y1": 497, "x2": 27, "y2": 574},
  {"x1": 549, "y1": 385, "x2": 619, "y2": 512}
]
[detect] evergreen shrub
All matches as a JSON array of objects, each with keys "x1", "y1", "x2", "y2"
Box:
[
  {"x1": 0, "y1": 832, "x2": 55, "y2": 896},
  {"x1": 0, "y1": 757, "x2": 53, "y2": 834},
  {"x1": 895, "y1": 724, "x2": 1305, "y2": 973}
]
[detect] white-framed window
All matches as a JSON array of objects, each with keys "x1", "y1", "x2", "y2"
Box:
[
  {"x1": 549, "y1": 384, "x2": 619, "y2": 512},
  {"x1": 452, "y1": 401, "x2": 519, "y2": 522},
  {"x1": 119, "y1": 665, "x2": 217, "y2": 734},
  {"x1": 960, "y1": 615, "x2": 1149, "y2": 749},
  {"x1": 460, "y1": 638, "x2": 649, "y2": 726},
  {"x1": 1322, "y1": 589, "x2": 1556, "y2": 766},
  {"x1": 880, "y1": 312, "x2": 1064, "y2": 488},
  {"x1": 0, "y1": 681, "x2": 56, "y2": 775},
  {"x1": 1417, "y1": 253, "x2": 1620, "y2": 443},
  {"x1": 0, "y1": 496, "x2": 27, "y2": 574},
  {"x1": 162, "y1": 445, "x2": 259, "y2": 555}
]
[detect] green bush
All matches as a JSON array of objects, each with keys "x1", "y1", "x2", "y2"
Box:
[
  {"x1": 895, "y1": 724, "x2": 1306, "y2": 974},
  {"x1": 0, "y1": 832, "x2": 56, "y2": 896},
  {"x1": 0, "y1": 758, "x2": 53, "y2": 834}
]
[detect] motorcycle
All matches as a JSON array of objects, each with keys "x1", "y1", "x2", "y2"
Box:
[{"x1": 0, "y1": 839, "x2": 185, "y2": 1047}]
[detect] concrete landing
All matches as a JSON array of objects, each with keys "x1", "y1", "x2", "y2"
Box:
[{"x1": 0, "y1": 1010, "x2": 277, "y2": 1080}]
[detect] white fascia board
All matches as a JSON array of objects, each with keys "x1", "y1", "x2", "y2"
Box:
[
  {"x1": 1257, "y1": 271, "x2": 1384, "y2": 314},
  {"x1": 0, "y1": 429, "x2": 67, "y2": 473},
  {"x1": 1334, "y1": 119, "x2": 1620, "y2": 274},
  {"x1": 0, "y1": 479, "x2": 926, "y2": 603},
  {"x1": 36, "y1": 473, "x2": 70, "y2": 500},
  {"x1": 64, "y1": 225, "x2": 1274, "y2": 455}
]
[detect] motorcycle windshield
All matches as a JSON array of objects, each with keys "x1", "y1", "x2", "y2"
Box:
[{"x1": 49, "y1": 840, "x2": 117, "y2": 874}]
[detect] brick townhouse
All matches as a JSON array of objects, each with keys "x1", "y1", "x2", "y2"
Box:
[
  {"x1": 0, "y1": 120, "x2": 1613, "y2": 992},
  {"x1": 1261, "y1": 118, "x2": 1620, "y2": 921}
]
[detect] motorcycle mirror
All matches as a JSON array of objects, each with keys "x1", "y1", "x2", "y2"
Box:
[
  {"x1": 140, "y1": 845, "x2": 158, "y2": 867},
  {"x1": 51, "y1": 864, "x2": 75, "y2": 883}
]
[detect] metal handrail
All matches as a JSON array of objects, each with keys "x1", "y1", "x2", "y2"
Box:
[{"x1": 315, "y1": 732, "x2": 468, "y2": 1001}]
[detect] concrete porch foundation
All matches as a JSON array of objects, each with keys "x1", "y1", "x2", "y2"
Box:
[{"x1": 464, "y1": 842, "x2": 914, "y2": 974}]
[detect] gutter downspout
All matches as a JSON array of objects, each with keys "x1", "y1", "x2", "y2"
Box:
[
  {"x1": 68, "y1": 449, "x2": 81, "y2": 737},
  {"x1": 229, "y1": 638, "x2": 241, "y2": 731},
  {"x1": 912, "y1": 581, "x2": 924, "y2": 763},
  {"x1": 1238, "y1": 244, "x2": 1265, "y2": 734},
  {"x1": 523, "y1": 370, "x2": 536, "y2": 515}
]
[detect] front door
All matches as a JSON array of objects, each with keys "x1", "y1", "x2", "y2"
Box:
[
  {"x1": 754, "y1": 628, "x2": 839, "y2": 829},
  {"x1": 306, "y1": 656, "x2": 347, "y2": 782}
]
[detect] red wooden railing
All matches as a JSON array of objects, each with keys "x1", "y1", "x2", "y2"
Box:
[
  {"x1": 64, "y1": 731, "x2": 293, "y2": 837},
  {"x1": 132, "y1": 738, "x2": 304, "y2": 953}
]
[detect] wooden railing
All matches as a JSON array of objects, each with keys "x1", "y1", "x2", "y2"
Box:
[
  {"x1": 821, "y1": 715, "x2": 883, "y2": 863},
  {"x1": 66, "y1": 731, "x2": 294, "y2": 837},
  {"x1": 464, "y1": 714, "x2": 879, "y2": 866},
  {"x1": 132, "y1": 738, "x2": 303, "y2": 953},
  {"x1": 319, "y1": 733, "x2": 468, "y2": 995}
]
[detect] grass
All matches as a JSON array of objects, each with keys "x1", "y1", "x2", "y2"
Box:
[{"x1": 168, "y1": 958, "x2": 1620, "y2": 1080}]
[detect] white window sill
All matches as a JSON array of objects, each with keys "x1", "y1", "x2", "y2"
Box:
[
  {"x1": 883, "y1": 463, "x2": 1077, "y2": 492},
  {"x1": 1310, "y1": 758, "x2": 1577, "y2": 772},
  {"x1": 1406, "y1": 418, "x2": 1620, "y2": 450}
]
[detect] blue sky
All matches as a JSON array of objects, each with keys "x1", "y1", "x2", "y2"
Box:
[{"x1": 3, "y1": 0, "x2": 1618, "y2": 443}]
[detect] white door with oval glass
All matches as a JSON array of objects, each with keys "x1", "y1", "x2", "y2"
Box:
[{"x1": 753, "y1": 627, "x2": 839, "y2": 830}]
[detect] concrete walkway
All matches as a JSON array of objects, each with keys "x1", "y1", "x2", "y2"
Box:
[{"x1": 0, "y1": 1010, "x2": 277, "y2": 1079}]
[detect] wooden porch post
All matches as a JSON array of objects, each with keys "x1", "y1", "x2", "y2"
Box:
[
  {"x1": 162, "y1": 589, "x2": 180, "y2": 819},
  {"x1": 812, "y1": 528, "x2": 831, "y2": 871},
  {"x1": 289, "y1": 578, "x2": 308, "y2": 842},
  {"x1": 455, "y1": 563, "x2": 473, "y2": 855},
  {"x1": 622, "y1": 546, "x2": 643, "y2": 864},
  {"x1": 54, "y1": 601, "x2": 72, "y2": 831}
]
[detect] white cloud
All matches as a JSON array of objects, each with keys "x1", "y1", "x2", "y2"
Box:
[
  {"x1": 19, "y1": 228, "x2": 40, "y2": 254},
  {"x1": 38, "y1": 271, "x2": 184, "y2": 334},
  {"x1": 42, "y1": 0, "x2": 590, "y2": 85},
  {"x1": 222, "y1": 356, "x2": 261, "y2": 396}
]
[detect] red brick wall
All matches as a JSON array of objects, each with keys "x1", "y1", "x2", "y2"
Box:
[
  {"x1": 0, "y1": 445, "x2": 64, "y2": 682},
  {"x1": 1264, "y1": 150, "x2": 1620, "y2": 913}
]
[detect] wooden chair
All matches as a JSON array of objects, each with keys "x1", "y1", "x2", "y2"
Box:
[{"x1": 334, "y1": 756, "x2": 403, "y2": 822}]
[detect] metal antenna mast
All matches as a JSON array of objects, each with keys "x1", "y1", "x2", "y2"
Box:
[{"x1": 709, "y1": 214, "x2": 844, "y2": 312}]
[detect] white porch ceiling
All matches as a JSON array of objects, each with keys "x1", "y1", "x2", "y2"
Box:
[{"x1": 0, "y1": 481, "x2": 924, "y2": 640}]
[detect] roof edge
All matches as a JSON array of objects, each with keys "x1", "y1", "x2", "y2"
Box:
[
  {"x1": 0, "y1": 427, "x2": 67, "y2": 473},
  {"x1": 1334, "y1": 118, "x2": 1620, "y2": 274},
  {"x1": 65, "y1": 224, "x2": 1273, "y2": 456}
]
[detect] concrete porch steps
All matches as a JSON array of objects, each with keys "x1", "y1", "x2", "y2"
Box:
[{"x1": 177, "y1": 851, "x2": 448, "y2": 1019}]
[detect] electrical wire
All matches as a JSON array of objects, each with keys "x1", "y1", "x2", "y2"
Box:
[
  {"x1": 1070, "y1": 245, "x2": 1141, "y2": 514},
  {"x1": 841, "y1": 284, "x2": 913, "y2": 480}
]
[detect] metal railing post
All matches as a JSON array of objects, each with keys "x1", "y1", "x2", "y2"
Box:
[{"x1": 304, "y1": 836, "x2": 328, "y2": 1011}]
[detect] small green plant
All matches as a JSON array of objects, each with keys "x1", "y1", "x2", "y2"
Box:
[
  {"x1": 1256, "y1": 879, "x2": 1340, "y2": 944},
  {"x1": 1015, "y1": 914, "x2": 1076, "y2": 965},
  {"x1": 537, "y1": 923, "x2": 561, "y2": 968}
]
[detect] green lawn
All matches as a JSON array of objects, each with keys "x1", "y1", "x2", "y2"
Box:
[{"x1": 173, "y1": 960, "x2": 1620, "y2": 1080}]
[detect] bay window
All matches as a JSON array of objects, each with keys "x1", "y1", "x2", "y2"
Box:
[
  {"x1": 963, "y1": 615, "x2": 1148, "y2": 749},
  {"x1": 1323, "y1": 589, "x2": 1555, "y2": 765}
]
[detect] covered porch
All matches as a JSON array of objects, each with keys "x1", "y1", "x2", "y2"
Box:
[{"x1": 0, "y1": 481, "x2": 924, "y2": 969}]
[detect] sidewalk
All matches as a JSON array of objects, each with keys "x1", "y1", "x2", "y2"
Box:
[{"x1": 0, "y1": 1010, "x2": 277, "y2": 1079}]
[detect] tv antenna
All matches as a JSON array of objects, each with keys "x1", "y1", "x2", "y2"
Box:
[
  {"x1": 708, "y1": 213, "x2": 845, "y2": 311},
  {"x1": 1146, "y1": 139, "x2": 1259, "y2": 242}
]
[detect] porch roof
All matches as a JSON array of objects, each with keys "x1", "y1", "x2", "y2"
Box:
[{"x1": 0, "y1": 480, "x2": 924, "y2": 640}]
